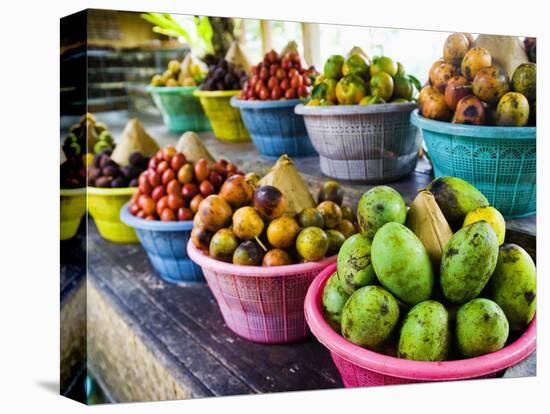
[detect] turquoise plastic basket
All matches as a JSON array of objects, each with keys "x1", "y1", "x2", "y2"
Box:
[
  {"x1": 411, "y1": 110, "x2": 536, "y2": 218},
  {"x1": 147, "y1": 85, "x2": 211, "y2": 133}
]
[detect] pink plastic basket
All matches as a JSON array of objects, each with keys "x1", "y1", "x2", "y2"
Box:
[
  {"x1": 304, "y1": 263, "x2": 537, "y2": 387},
  {"x1": 188, "y1": 241, "x2": 337, "y2": 344}
]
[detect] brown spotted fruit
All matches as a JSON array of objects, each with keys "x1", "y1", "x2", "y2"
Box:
[
  {"x1": 453, "y1": 95, "x2": 486, "y2": 125},
  {"x1": 440, "y1": 222, "x2": 499, "y2": 304},
  {"x1": 444, "y1": 76, "x2": 471, "y2": 111},
  {"x1": 472, "y1": 66, "x2": 510, "y2": 104}
]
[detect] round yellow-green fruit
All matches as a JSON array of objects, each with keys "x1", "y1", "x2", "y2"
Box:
[{"x1": 463, "y1": 206, "x2": 505, "y2": 245}]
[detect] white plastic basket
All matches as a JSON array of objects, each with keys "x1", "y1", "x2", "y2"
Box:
[{"x1": 295, "y1": 103, "x2": 420, "y2": 183}]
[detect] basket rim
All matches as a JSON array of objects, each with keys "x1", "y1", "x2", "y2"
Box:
[
  {"x1": 187, "y1": 239, "x2": 337, "y2": 278},
  {"x1": 304, "y1": 262, "x2": 537, "y2": 381},
  {"x1": 411, "y1": 109, "x2": 536, "y2": 138},
  {"x1": 230, "y1": 96, "x2": 304, "y2": 109},
  {"x1": 193, "y1": 90, "x2": 241, "y2": 98},
  {"x1": 294, "y1": 102, "x2": 416, "y2": 116},
  {"x1": 87, "y1": 187, "x2": 137, "y2": 196},
  {"x1": 146, "y1": 85, "x2": 199, "y2": 95},
  {"x1": 60, "y1": 187, "x2": 86, "y2": 196},
  {"x1": 120, "y1": 203, "x2": 193, "y2": 231}
]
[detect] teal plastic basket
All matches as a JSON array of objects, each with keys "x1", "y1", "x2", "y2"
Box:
[
  {"x1": 147, "y1": 85, "x2": 211, "y2": 133},
  {"x1": 411, "y1": 110, "x2": 536, "y2": 218}
]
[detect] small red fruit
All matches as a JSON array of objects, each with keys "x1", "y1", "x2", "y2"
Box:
[
  {"x1": 166, "y1": 179, "x2": 181, "y2": 195},
  {"x1": 267, "y1": 76, "x2": 279, "y2": 90},
  {"x1": 177, "y1": 207, "x2": 194, "y2": 221},
  {"x1": 170, "y1": 153, "x2": 186, "y2": 171},
  {"x1": 168, "y1": 193, "x2": 184, "y2": 210},
  {"x1": 160, "y1": 208, "x2": 176, "y2": 222},
  {"x1": 157, "y1": 161, "x2": 169, "y2": 175},
  {"x1": 194, "y1": 159, "x2": 210, "y2": 182},
  {"x1": 285, "y1": 88, "x2": 297, "y2": 99},
  {"x1": 280, "y1": 78, "x2": 290, "y2": 91},
  {"x1": 200, "y1": 180, "x2": 215, "y2": 197},
  {"x1": 271, "y1": 86, "x2": 282, "y2": 100},
  {"x1": 151, "y1": 186, "x2": 166, "y2": 202},
  {"x1": 182, "y1": 183, "x2": 199, "y2": 200},
  {"x1": 162, "y1": 168, "x2": 175, "y2": 185}
]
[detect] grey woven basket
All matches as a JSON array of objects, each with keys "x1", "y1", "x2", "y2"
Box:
[{"x1": 295, "y1": 103, "x2": 420, "y2": 183}]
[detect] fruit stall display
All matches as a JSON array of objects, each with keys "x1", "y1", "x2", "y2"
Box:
[
  {"x1": 231, "y1": 50, "x2": 318, "y2": 158},
  {"x1": 87, "y1": 118, "x2": 160, "y2": 243},
  {"x1": 304, "y1": 175, "x2": 536, "y2": 386},
  {"x1": 147, "y1": 54, "x2": 211, "y2": 133},
  {"x1": 295, "y1": 50, "x2": 421, "y2": 183},
  {"x1": 193, "y1": 58, "x2": 251, "y2": 142},
  {"x1": 187, "y1": 155, "x2": 360, "y2": 343},
  {"x1": 411, "y1": 33, "x2": 536, "y2": 218},
  {"x1": 121, "y1": 133, "x2": 246, "y2": 283}
]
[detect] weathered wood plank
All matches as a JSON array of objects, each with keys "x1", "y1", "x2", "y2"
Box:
[{"x1": 87, "y1": 221, "x2": 342, "y2": 398}]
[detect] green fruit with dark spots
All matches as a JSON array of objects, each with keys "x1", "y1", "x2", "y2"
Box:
[
  {"x1": 371, "y1": 222, "x2": 434, "y2": 305},
  {"x1": 496, "y1": 92, "x2": 530, "y2": 127},
  {"x1": 357, "y1": 186, "x2": 407, "y2": 239},
  {"x1": 297, "y1": 207, "x2": 324, "y2": 228},
  {"x1": 511, "y1": 63, "x2": 536, "y2": 102},
  {"x1": 232, "y1": 240, "x2": 264, "y2": 266},
  {"x1": 341, "y1": 285, "x2": 400, "y2": 350},
  {"x1": 322, "y1": 271, "x2": 351, "y2": 331},
  {"x1": 318, "y1": 180, "x2": 344, "y2": 206},
  {"x1": 340, "y1": 205, "x2": 354, "y2": 221},
  {"x1": 209, "y1": 228, "x2": 239, "y2": 262},
  {"x1": 440, "y1": 222, "x2": 499, "y2": 304},
  {"x1": 427, "y1": 176, "x2": 489, "y2": 229},
  {"x1": 489, "y1": 243, "x2": 536, "y2": 331},
  {"x1": 337, "y1": 233, "x2": 376, "y2": 294},
  {"x1": 398, "y1": 300, "x2": 450, "y2": 361},
  {"x1": 326, "y1": 229, "x2": 346, "y2": 256},
  {"x1": 456, "y1": 298, "x2": 509, "y2": 357},
  {"x1": 296, "y1": 226, "x2": 329, "y2": 261},
  {"x1": 342, "y1": 54, "x2": 369, "y2": 79}
]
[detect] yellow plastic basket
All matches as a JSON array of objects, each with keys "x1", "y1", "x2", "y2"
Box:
[
  {"x1": 60, "y1": 188, "x2": 86, "y2": 241},
  {"x1": 194, "y1": 90, "x2": 250, "y2": 143},
  {"x1": 87, "y1": 187, "x2": 138, "y2": 243}
]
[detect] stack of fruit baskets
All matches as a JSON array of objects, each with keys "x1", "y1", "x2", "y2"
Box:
[
  {"x1": 147, "y1": 54, "x2": 211, "y2": 133},
  {"x1": 188, "y1": 155, "x2": 359, "y2": 343},
  {"x1": 295, "y1": 49, "x2": 422, "y2": 183},
  {"x1": 411, "y1": 33, "x2": 536, "y2": 218},
  {"x1": 305, "y1": 176, "x2": 536, "y2": 386},
  {"x1": 231, "y1": 49, "x2": 318, "y2": 159},
  {"x1": 193, "y1": 58, "x2": 250, "y2": 142}
]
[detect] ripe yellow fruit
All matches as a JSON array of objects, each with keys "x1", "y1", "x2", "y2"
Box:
[{"x1": 463, "y1": 206, "x2": 505, "y2": 245}]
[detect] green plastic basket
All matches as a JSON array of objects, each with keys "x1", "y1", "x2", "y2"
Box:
[
  {"x1": 147, "y1": 85, "x2": 211, "y2": 133},
  {"x1": 411, "y1": 110, "x2": 536, "y2": 219}
]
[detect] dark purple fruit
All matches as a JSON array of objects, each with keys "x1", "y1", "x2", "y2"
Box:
[
  {"x1": 95, "y1": 176, "x2": 113, "y2": 188},
  {"x1": 129, "y1": 178, "x2": 139, "y2": 187},
  {"x1": 102, "y1": 165, "x2": 120, "y2": 177},
  {"x1": 111, "y1": 177, "x2": 128, "y2": 188},
  {"x1": 232, "y1": 240, "x2": 264, "y2": 266},
  {"x1": 128, "y1": 151, "x2": 144, "y2": 167}
]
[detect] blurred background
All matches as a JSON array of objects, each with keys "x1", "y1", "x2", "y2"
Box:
[{"x1": 60, "y1": 10, "x2": 451, "y2": 130}]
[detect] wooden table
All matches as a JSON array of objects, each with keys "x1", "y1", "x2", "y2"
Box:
[{"x1": 78, "y1": 115, "x2": 537, "y2": 402}]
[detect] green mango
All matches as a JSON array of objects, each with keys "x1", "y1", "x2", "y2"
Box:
[
  {"x1": 489, "y1": 243, "x2": 536, "y2": 331},
  {"x1": 456, "y1": 298, "x2": 509, "y2": 357},
  {"x1": 371, "y1": 222, "x2": 434, "y2": 305},
  {"x1": 337, "y1": 233, "x2": 376, "y2": 295},
  {"x1": 322, "y1": 271, "x2": 351, "y2": 332},
  {"x1": 324, "y1": 55, "x2": 345, "y2": 80},
  {"x1": 440, "y1": 222, "x2": 498, "y2": 304},
  {"x1": 357, "y1": 186, "x2": 407, "y2": 239},
  {"x1": 398, "y1": 300, "x2": 450, "y2": 361},
  {"x1": 341, "y1": 285, "x2": 400, "y2": 350},
  {"x1": 427, "y1": 176, "x2": 489, "y2": 229}
]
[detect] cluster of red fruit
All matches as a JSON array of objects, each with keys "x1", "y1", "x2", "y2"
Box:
[
  {"x1": 238, "y1": 50, "x2": 315, "y2": 100},
  {"x1": 129, "y1": 145, "x2": 243, "y2": 221}
]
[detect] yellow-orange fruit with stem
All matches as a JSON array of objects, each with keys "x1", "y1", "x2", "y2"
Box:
[
  {"x1": 219, "y1": 174, "x2": 254, "y2": 208},
  {"x1": 198, "y1": 194, "x2": 233, "y2": 232},
  {"x1": 461, "y1": 47, "x2": 492, "y2": 81}
]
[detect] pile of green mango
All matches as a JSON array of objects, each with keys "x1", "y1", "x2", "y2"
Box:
[
  {"x1": 322, "y1": 176, "x2": 536, "y2": 361},
  {"x1": 308, "y1": 48, "x2": 421, "y2": 107}
]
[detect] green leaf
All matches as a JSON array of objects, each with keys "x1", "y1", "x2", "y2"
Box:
[{"x1": 407, "y1": 75, "x2": 422, "y2": 92}]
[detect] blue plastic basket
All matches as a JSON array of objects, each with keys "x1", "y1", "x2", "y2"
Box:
[
  {"x1": 120, "y1": 203, "x2": 204, "y2": 284},
  {"x1": 411, "y1": 110, "x2": 536, "y2": 218},
  {"x1": 146, "y1": 85, "x2": 211, "y2": 133},
  {"x1": 230, "y1": 97, "x2": 316, "y2": 159}
]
